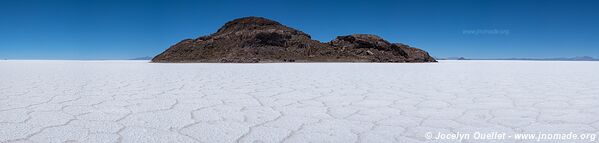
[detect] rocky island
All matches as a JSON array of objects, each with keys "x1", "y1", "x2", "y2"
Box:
[{"x1": 152, "y1": 17, "x2": 436, "y2": 63}]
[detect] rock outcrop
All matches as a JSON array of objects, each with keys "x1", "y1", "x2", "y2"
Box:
[{"x1": 152, "y1": 17, "x2": 436, "y2": 63}]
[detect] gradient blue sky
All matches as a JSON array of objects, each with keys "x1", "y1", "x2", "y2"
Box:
[{"x1": 0, "y1": 0, "x2": 598, "y2": 59}]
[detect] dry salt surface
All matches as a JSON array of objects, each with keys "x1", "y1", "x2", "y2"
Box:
[{"x1": 0, "y1": 60, "x2": 598, "y2": 143}]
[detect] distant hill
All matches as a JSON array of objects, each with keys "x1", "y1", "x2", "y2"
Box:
[
  {"x1": 436, "y1": 57, "x2": 468, "y2": 60},
  {"x1": 493, "y1": 56, "x2": 598, "y2": 61},
  {"x1": 436, "y1": 56, "x2": 598, "y2": 61},
  {"x1": 129, "y1": 56, "x2": 153, "y2": 60}
]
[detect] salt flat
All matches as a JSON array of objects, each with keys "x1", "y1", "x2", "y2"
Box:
[{"x1": 0, "y1": 60, "x2": 598, "y2": 143}]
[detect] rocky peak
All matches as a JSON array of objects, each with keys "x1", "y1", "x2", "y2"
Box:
[
  {"x1": 152, "y1": 17, "x2": 436, "y2": 63},
  {"x1": 211, "y1": 17, "x2": 311, "y2": 40},
  {"x1": 216, "y1": 17, "x2": 283, "y2": 34}
]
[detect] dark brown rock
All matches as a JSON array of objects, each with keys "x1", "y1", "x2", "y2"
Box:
[{"x1": 152, "y1": 17, "x2": 436, "y2": 63}]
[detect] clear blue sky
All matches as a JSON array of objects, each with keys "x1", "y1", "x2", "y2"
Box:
[{"x1": 1, "y1": 0, "x2": 598, "y2": 59}]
